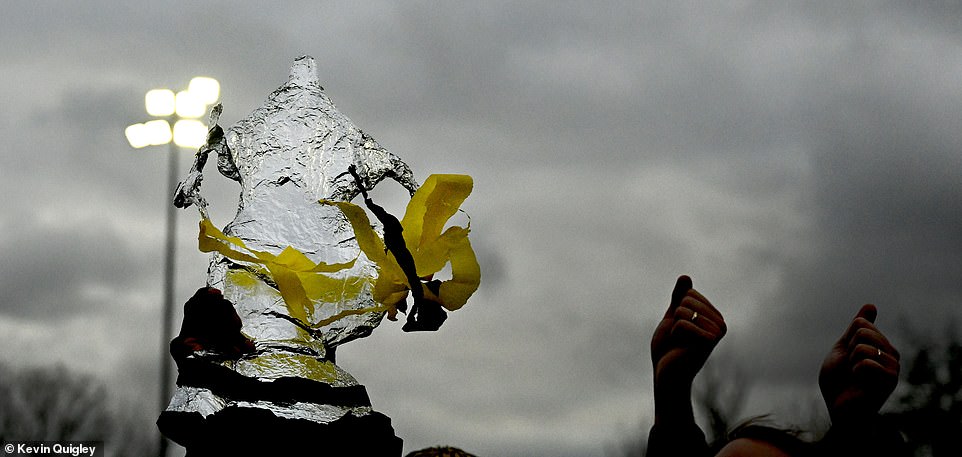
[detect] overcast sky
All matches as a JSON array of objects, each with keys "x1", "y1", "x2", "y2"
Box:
[{"x1": 1, "y1": 2, "x2": 961, "y2": 456}]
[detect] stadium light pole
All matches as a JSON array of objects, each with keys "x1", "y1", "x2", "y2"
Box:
[{"x1": 125, "y1": 77, "x2": 219, "y2": 457}]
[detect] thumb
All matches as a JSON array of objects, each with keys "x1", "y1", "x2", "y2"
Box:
[
  {"x1": 856, "y1": 304, "x2": 878, "y2": 324},
  {"x1": 837, "y1": 304, "x2": 879, "y2": 344},
  {"x1": 666, "y1": 275, "x2": 693, "y2": 317}
]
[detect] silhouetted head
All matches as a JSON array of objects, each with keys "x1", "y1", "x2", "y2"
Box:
[
  {"x1": 716, "y1": 438, "x2": 795, "y2": 457},
  {"x1": 714, "y1": 422, "x2": 813, "y2": 457}
]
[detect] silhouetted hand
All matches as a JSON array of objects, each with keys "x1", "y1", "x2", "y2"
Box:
[
  {"x1": 650, "y1": 276, "x2": 727, "y2": 424},
  {"x1": 819, "y1": 304, "x2": 900, "y2": 427},
  {"x1": 171, "y1": 287, "x2": 255, "y2": 361}
]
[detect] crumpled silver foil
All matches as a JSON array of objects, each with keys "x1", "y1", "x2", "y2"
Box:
[{"x1": 167, "y1": 55, "x2": 418, "y2": 425}]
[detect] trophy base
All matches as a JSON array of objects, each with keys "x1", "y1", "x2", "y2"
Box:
[
  {"x1": 159, "y1": 406, "x2": 403, "y2": 456},
  {"x1": 158, "y1": 357, "x2": 403, "y2": 456}
]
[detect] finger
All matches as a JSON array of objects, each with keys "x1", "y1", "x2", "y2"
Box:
[
  {"x1": 672, "y1": 319, "x2": 722, "y2": 346},
  {"x1": 853, "y1": 356, "x2": 899, "y2": 383},
  {"x1": 681, "y1": 292, "x2": 725, "y2": 326},
  {"x1": 850, "y1": 343, "x2": 900, "y2": 372},
  {"x1": 848, "y1": 327, "x2": 900, "y2": 361},
  {"x1": 666, "y1": 275, "x2": 693, "y2": 318},
  {"x1": 674, "y1": 306, "x2": 724, "y2": 336},
  {"x1": 837, "y1": 304, "x2": 879, "y2": 345}
]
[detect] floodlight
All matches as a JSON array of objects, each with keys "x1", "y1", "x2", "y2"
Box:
[
  {"x1": 173, "y1": 119, "x2": 207, "y2": 148},
  {"x1": 125, "y1": 123, "x2": 151, "y2": 148},
  {"x1": 145, "y1": 89, "x2": 176, "y2": 117},
  {"x1": 144, "y1": 119, "x2": 173, "y2": 145},
  {"x1": 188, "y1": 77, "x2": 220, "y2": 105},
  {"x1": 175, "y1": 90, "x2": 206, "y2": 118}
]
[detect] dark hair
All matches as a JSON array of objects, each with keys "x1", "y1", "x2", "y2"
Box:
[{"x1": 711, "y1": 417, "x2": 815, "y2": 457}]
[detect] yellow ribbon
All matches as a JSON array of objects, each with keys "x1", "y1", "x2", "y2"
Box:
[
  {"x1": 198, "y1": 219, "x2": 371, "y2": 326},
  {"x1": 196, "y1": 173, "x2": 480, "y2": 328},
  {"x1": 323, "y1": 173, "x2": 481, "y2": 317}
]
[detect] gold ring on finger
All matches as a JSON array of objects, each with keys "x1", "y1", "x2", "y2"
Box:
[{"x1": 691, "y1": 311, "x2": 699, "y2": 322}]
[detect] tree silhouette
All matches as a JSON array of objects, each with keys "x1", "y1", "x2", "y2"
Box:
[
  {"x1": 615, "y1": 324, "x2": 962, "y2": 457},
  {"x1": 888, "y1": 327, "x2": 962, "y2": 457},
  {"x1": 692, "y1": 360, "x2": 750, "y2": 446},
  {"x1": 0, "y1": 363, "x2": 156, "y2": 457}
]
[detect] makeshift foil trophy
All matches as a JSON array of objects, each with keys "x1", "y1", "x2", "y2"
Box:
[{"x1": 157, "y1": 56, "x2": 480, "y2": 455}]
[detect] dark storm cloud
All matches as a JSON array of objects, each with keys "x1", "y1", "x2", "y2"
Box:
[
  {"x1": 729, "y1": 5, "x2": 962, "y2": 386},
  {"x1": 749, "y1": 106, "x2": 962, "y2": 377},
  {"x1": 343, "y1": 2, "x2": 962, "y2": 444},
  {"x1": 2, "y1": 2, "x2": 962, "y2": 456},
  {"x1": 0, "y1": 213, "x2": 156, "y2": 319},
  {"x1": 314, "y1": 2, "x2": 779, "y2": 168}
]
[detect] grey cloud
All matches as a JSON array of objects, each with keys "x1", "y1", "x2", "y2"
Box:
[
  {"x1": 1, "y1": 3, "x2": 962, "y2": 456},
  {"x1": 0, "y1": 215, "x2": 156, "y2": 320},
  {"x1": 730, "y1": 7, "x2": 962, "y2": 386}
]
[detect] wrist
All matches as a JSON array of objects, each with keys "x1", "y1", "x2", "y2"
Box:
[
  {"x1": 826, "y1": 399, "x2": 882, "y2": 430},
  {"x1": 828, "y1": 410, "x2": 881, "y2": 432},
  {"x1": 654, "y1": 382, "x2": 694, "y2": 426},
  {"x1": 821, "y1": 414, "x2": 905, "y2": 454}
]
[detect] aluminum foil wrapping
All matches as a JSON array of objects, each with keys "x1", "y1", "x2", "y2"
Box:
[{"x1": 167, "y1": 55, "x2": 418, "y2": 427}]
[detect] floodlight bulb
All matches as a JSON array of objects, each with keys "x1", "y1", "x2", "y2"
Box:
[
  {"x1": 173, "y1": 119, "x2": 207, "y2": 148},
  {"x1": 145, "y1": 89, "x2": 176, "y2": 116},
  {"x1": 144, "y1": 119, "x2": 173, "y2": 145},
  {"x1": 188, "y1": 77, "x2": 220, "y2": 105},
  {"x1": 176, "y1": 90, "x2": 206, "y2": 119},
  {"x1": 125, "y1": 123, "x2": 151, "y2": 148}
]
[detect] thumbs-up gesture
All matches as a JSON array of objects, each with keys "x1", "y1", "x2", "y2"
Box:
[{"x1": 818, "y1": 304, "x2": 900, "y2": 426}]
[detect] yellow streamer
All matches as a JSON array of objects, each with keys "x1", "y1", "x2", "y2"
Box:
[
  {"x1": 323, "y1": 173, "x2": 481, "y2": 314},
  {"x1": 195, "y1": 173, "x2": 480, "y2": 330},
  {"x1": 197, "y1": 219, "x2": 366, "y2": 325}
]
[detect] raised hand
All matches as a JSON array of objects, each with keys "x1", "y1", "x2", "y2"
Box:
[
  {"x1": 818, "y1": 304, "x2": 900, "y2": 426},
  {"x1": 171, "y1": 287, "x2": 255, "y2": 360},
  {"x1": 650, "y1": 276, "x2": 727, "y2": 423}
]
